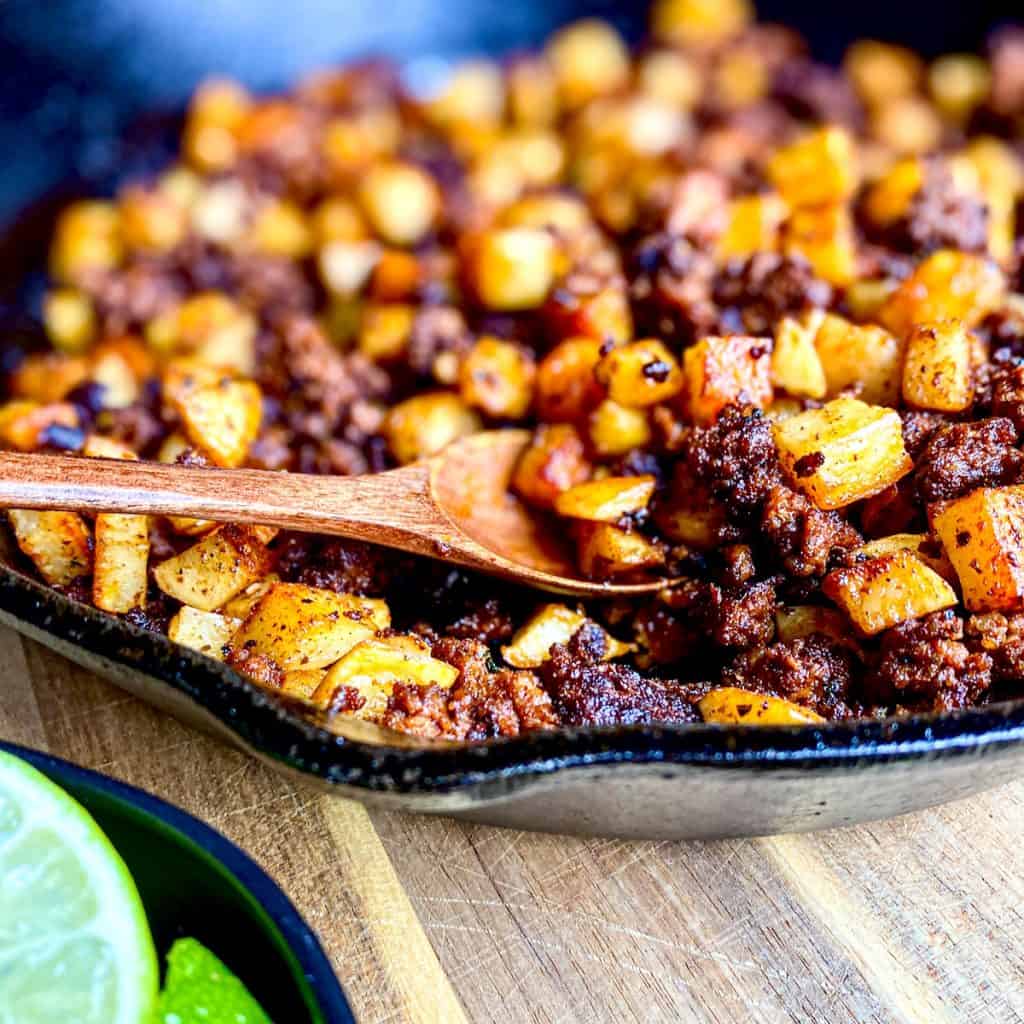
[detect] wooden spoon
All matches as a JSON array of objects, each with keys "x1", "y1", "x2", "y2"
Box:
[{"x1": 0, "y1": 430, "x2": 671, "y2": 597}]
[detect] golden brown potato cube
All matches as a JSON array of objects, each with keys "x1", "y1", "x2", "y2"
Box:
[
  {"x1": 318, "y1": 240, "x2": 381, "y2": 297},
  {"x1": 871, "y1": 96, "x2": 942, "y2": 157},
  {"x1": 855, "y1": 533, "x2": 955, "y2": 583},
  {"x1": 651, "y1": 0, "x2": 752, "y2": 48},
  {"x1": 246, "y1": 198, "x2": 312, "y2": 259},
  {"x1": 220, "y1": 574, "x2": 280, "y2": 620},
  {"x1": 653, "y1": 470, "x2": 726, "y2": 551},
  {"x1": 501, "y1": 603, "x2": 634, "y2": 668},
  {"x1": 900, "y1": 320, "x2": 974, "y2": 412},
  {"x1": 774, "y1": 398, "x2": 912, "y2": 510},
  {"x1": 426, "y1": 60, "x2": 505, "y2": 126},
  {"x1": 50, "y1": 201, "x2": 122, "y2": 283},
  {"x1": 153, "y1": 524, "x2": 275, "y2": 611},
  {"x1": 774, "y1": 605, "x2": 851, "y2": 645},
  {"x1": 823, "y1": 550, "x2": 956, "y2": 635},
  {"x1": 279, "y1": 669, "x2": 326, "y2": 702},
  {"x1": 10, "y1": 354, "x2": 90, "y2": 404},
  {"x1": 878, "y1": 250, "x2": 1006, "y2": 336},
  {"x1": 535, "y1": 337, "x2": 604, "y2": 422},
  {"x1": 682, "y1": 335, "x2": 773, "y2": 426},
  {"x1": 119, "y1": 186, "x2": 188, "y2": 252},
  {"x1": 82, "y1": 435, "x2": 136, "y2": 461},
  {"x1": 933, "y1": 486, "x2": 1024, "y2": 612},
  {"x1": 167, "y1": 607, "x2": 241, "y2": 661},
  {"x1": 43, "y1": 289, "x2": 96, "y2": 355},
  {"x1": 357, "y1": 303, "x2": 415, "y2": 362},
  {"x1": 715, "y1": 193, "x2": 788, "y2": 261},
  {"x1": 813, "y1": 313, "x2": 902, "y2": 404},
  {"x1": 771, "y1": 314, "x2": 827, "y2": 399},
  {"x1": 89, "y1": 348, "x2": 140, "y2": 410},
  {"x1": 384, "y1": 392, "x2": 481, "y2": 465},
  {"x1": 469, "y1": 228, "x2": 556, "y2": 311},
  {"x1": 544, "y1": 279, "x2": 633, "y2": 345},
  {"x1": 155, "y1": 433, "x2": 216, "y2": 537},
  {"x1": 174, "y1": 378, "x2": 262, "y2": 468},
  {"x1": 555, "y1": 476, "x2": 656, "y2": 522},
  {"x1": 512, "y1": 424, "x2": 591, "y2": 509},
  {"x1": 783, "y1": 204, "x2": 857, "y2": 287},
  {"x1": 545, "y1": 19, "x2": 629, "y2": 107},
  {"x1": 595, "y1": 339, "x2": 683, "y2": 408},
  {"x1": 768, "y1": 127, "x2": 859, "y2": 207},
  {"x1": 459, "y1": 337, "x2": 536, "y2": 419},
  {"x1": 508, "y1": 56, "x2": 560, "y2": 128},
  {"x1": 930, "y1": 55, "x2": 992, "y2": 121},
  {"x1": 844, "y1": 40, "x2": 921, "y2": 107},
  {"x1": 183, "y1": 78, "x2": 250, "y2": 172},
  {"x1": 358, "y1": 162, "x2": 440, "y2": 247},
  {"x1": 576, "y1": 523, "x2": 665, "y2": 577},
  {"x1": 862, "y1": 158, "x2": 925, "y2": 227},
  {"x1": 8, "y1": 509, "x2": 92, "y2": 586},
  {"x1": 233, "y1": 583, "x2": 390, "y2": 672},
  {"x1": 587, "y1": 400, "x2": 651, "y2": 457},
  {"x1": 314, "y1": 634, "x2": 457, "y2": 715},
  {"x1": 699, "y1": 687, "x2": 824, "y2": 725},
  {"x1": 0, "y1": 402, "x2": 79, "y2": 452}
]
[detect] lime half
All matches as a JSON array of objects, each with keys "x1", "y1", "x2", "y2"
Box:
[{"x1": 0, "y1": 749, "x2": 158, "y2": 1023}]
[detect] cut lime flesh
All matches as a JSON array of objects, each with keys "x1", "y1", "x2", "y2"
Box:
[{"x1": 0, "y1": 750, "x2": 158, "y2": 1024}]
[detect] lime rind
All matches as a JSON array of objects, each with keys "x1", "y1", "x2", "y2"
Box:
[{"x1": 0, "y1": 750, "x2": 159, "y2": 1024}]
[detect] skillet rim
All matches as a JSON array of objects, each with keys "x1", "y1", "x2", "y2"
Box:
[{"x1": 2, "y1": 560, "x2": 1023, "y2": 797}]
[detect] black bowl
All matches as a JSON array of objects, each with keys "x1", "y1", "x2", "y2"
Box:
[
  {"x1": 0, "y1": 740, "x2": 354, "y2": 1024},
  {"x1": 1, "y1": 0, "x2": 1023, "y2": 839}
]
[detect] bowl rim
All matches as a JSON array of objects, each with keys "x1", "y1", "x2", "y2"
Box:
[
  {"x1": 3, "y1": 562, "x2": 1024, "y2": 799},
  {"x1": 0, "y1": 736, "x2": 355, "y2": 1024}
]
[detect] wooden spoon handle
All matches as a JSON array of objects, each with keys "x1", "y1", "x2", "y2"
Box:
[{"x1": 0, "y1": 451, "x2": 450, "y2": 554}]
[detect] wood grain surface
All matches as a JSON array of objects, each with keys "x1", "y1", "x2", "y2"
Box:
[{"x1": 2, "y1": 624, "x2": 1024, "y2": 1024}]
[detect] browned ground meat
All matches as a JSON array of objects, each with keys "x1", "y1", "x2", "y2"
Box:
[
  {"x1": 913, "y1": 418, "x2": 1024, "y2": 502},
  {"x1": 761, "y1": 484, "x2": 862, "y2": 576},
  {"x1": 989, "y1": 363, "x2": 1024, "y2": 432},
  {"x1": 966, "y1": 612, "x2": 1024, "y2": 681},
  {"x1": 868, "y1": 611, "x2": 992, "y2": 712}
]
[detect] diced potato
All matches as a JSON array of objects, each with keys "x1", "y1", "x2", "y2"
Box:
[
  {"x1": 774, "y1": 605, "x2": 850, "y2": 645},
  {"x1": 153, "y1": 525, "x2": 275, "y2": 611},
  {"x1": 774, "y1": 398, "x2": 912, "y2": 510},
  {"x1": 155, "y1": 433, "x2": 216, "y2": 536},
  {"x1": 183, "y1": 78, "x2": 250, "y2": 172},
  {"x1": 576, "y1": 523, "x2": 664, "y2": 577},
  {"x1": 715, "y1": 193, "x2": 788, "y2": 261},
  {"x1": 512, "y1": 424, "x2": 591, "y2": 508},
  {"x1": 545, "y1": 19, "x2": 630, "y2": 108},
  {"x1": 929, "y1": 55, "x2": 991, "y2": 120},
  {"x1": 10, "y1": 354, "x2": 90, "y2": 404},
  {"x1": 862, "y1": 158, "x2": 925, "y2": 226},
  {"x1": 318, "y1": 240, "x2": 381, "y2": 297},
  {"x1": 82, "y1": 435, "x2": 136, "y2": 461},
  {"x1": 651, "y1": 0, "x2": 752, "y2": 48},
  {"x1": 854, "y1": 533, "x2": 955, "y2": 583},
  {"x1": 783, "y1": 204, "x2": 857, "y2": 287},
  {"x1": 359, "y1": 162, "x2": 440, "y2": 247},
  {"x1": 555, "y1": 476, "x2": 656, "y2": 522},
  {"x1": 50, "y1": 200, "x2": 122, "y2": 283},
  {"x1": 823, "y1": 550, "x2": 957, "y2": 635},
  {"x1": 544, "y1": 276, "x2": 633, "y2": 345},
  {"x1": 8, "y1": 509, "x2": 92, "y2": 586},
  {"x1": 174, "y1": 378, "x2": 262, "y2": 468},
  {"x1": 653, "y1": 470, "x2": 725, "y2": 551},
  {"x1": 813, "y1": 313, "x2": 902, "y2": 404},
  {"x1": 535, "y1": 337, "x2": 605, "y2": 422},
  {"x1": 426, "y1": 60, "x2": 505, "y2": 126},
  {"x1": 43, "y1": 289, "x2": 96, "y2": 354},
  {"x1": 900, "y1": 320, "x2": 974, "y2": 412},
  {"x1": 469, "y1": 228, "x2": 556, "y2": 311},
  {"x1": 872, "y1": 96, "x2": 942, "y2": 157},
  {"x1": 768, "y1": 127, "x2": 859, "y2": 207},
  {"x1": 314, "y1": 634, "x2": 457, "y2": 715},
  {"x1": 771, "y1": 313, "x2": 827, "y2": 399},
  {"x1": 246, "y1": 198, "x2": 312, "y2": 258},
  {"x1": 358, "y1": 303, "x2": 415, "y2": 362},
  {"x1": 167, "y1": 607, "x2": 241, "y2": 660},
  {"x1": 595, "y1": 339, "x2": 683, "y2": 408},
  {"x1": 384, "y1": 392, "x2": 481, "y2": 464},
  {"x1": 459, "y1": 337, "x2": 536, "y2": 419},
  {"x1": 232, "y1": 583, "x2": 390, "y2": 671},
  {"x1": 0, "y1": 402, "x2": 79, "y2": 452},
  {"x1": 501, "y1": 603, "x2": 634, "y2": 668},
  {"x1": 119, "y1": 186, "x2": 188, "y2": 252},
  {"x1": 933, "y1": 486, "x2": 1024, "y2": 612},
  {"x1": 220, "y1": 574, "x2": 280, "y2": 620},
  {"x1": 280, "y1": 669, "x2": 326, "y2": 702},
  {"x1": 878, "y1": 250, "x2": 1006, "y2": 336},
  {"x1": 587, "y1": 400, "x2": 651, "y2": 456},
  {"x1": 844, "y1": 278, "x2": 899, "y2": 322},
  {"x1": 845, "y1": 39, "x2": 921, "y2": 107},
  {"x1": 699, "y1": 687, "x2": 824, "y2": 725},
  {"x1": 682, "y1": 335, "x2": 773, "y2": 426},
  {"x1": 89, "y1": 348, "x2": 139, "y2": 409}
]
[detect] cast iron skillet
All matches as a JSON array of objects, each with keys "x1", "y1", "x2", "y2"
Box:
[{"x1": 0, "y1": 0, "x2": 1023, "y2": 839}]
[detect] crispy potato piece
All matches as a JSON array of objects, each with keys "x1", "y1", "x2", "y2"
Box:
[
  {"x1": 232, "y1": 582, "x2": 390, "y2": 670},
  {"x1": 699, "y1": 687, "x2": 824, "y2": 725},
  {"x1": 535, "y1": 337, "x2": 605, "y2": 422},
  {"x1": 10, "y1": 354, "x2": 90, "y2": 404},
  {"x1": 878, "y1": 250, "x2": 1005, "y2": 336},
  {"x1": 384, "y1": 392, "x2": 481, "y2": 465},
  {"x1": 220, "y1": 574, "x2": 280, "y2": 620},
  {"x1": 900, "y1": 320, "x2": 974, "y2": 412},
  {"x1": 314, "y1": 634, "x2": 457, "y2": 715},
  {"x1": 155, "y1": 433, "x2": 217, "y2": 536},
  {"x1": 813, "y1": 313, "x2": 902, "y2": 404},
  {"x1": 855, "y1": 533, "x2": 955, "y2": 582},
  {"x1": 824, "y1": 550, "x2": 956, "y2": 636},
  {"x1": 153, "y1": 524, "x2": 275, "y2": 611},
  {"x1": 512, "y1": 424, "x2": 591, "y2": 508},
  {"x1": 8, "y1": 509, "x2": 92, "y2": 586},
  {"x1": 358, "y1": 302, "x2": 415, "y2": 362},
  {"x1": 767, "y1": 127, "x2": 859, "y2": 207},
  {"x1": 0, "y1": 402, "x2": 79, "y2": 452},
  {"x1": 280, "y1": 669, "x2": 327, "y2": 702},
  {"x1": 774, "y1": 398, "x2": 912, "y2": 510},
  {"x1": 783, "y1": 204, "x2": 857, "y2": 287},
  {"x1": 682, "y1": 335, "x2": 772, "y2": 426},
  {"x1": 771, "y1": 313, "x2": 827, "y2": 400},
  {"x1": 653, "y1": 474, "x2": 727, "y2": 551},
  {"x1": 501, "y1": 603, "x2": 634, "y2": 668},
  {"x1": 774, "y1": 605, "x2": 850, "y2": 645},
  {"x1": 587, "y1": 400, "x2": 651, "y2": 457},
  {"x1": 554, "y1": 475, "x2": 656, "y2": 521},
  {"x1": 715, "y1": 193, "x2": 788, "y2": 261},
  {"x1": 595, "y1": 339, "x2": 683, "y2": 407},
  {"x1": 862, "y1": 157, "x2": 924, "y2": 227},
  {"x1": 576, "y1": 522, "x2": 664, "y2": 577},
  {"x1": 174, "y1": 377, "x2": 262, "y2": 468},
  {"x1": 359, "y1": 161, "x2": 440, "y2": 246},
  {"x1": 459, "y1": 337, "x2": 536, "y2": 419},
  {"x1": 167, "y1": 606, "x2": 241, "y2": 661},
  {"x1": 469, "y1": 228, "x2": 556, "y2": 311},
  {"x1": 933, "y1": 486, "x2": 1024, "y2": 612}
]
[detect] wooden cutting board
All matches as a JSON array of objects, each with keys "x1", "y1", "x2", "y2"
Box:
[{"x1": 2, "y1": 623, "x2": 1023, "y2": 1023}]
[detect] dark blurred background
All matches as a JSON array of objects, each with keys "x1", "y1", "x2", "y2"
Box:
[{"x1": 0, "y1": 0, "x2": 1017, "y2": 227}]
